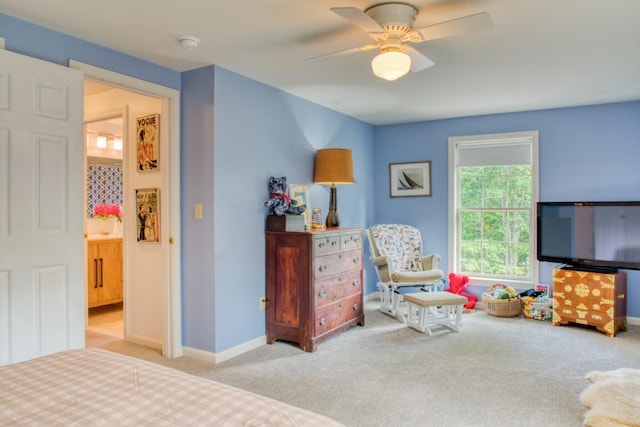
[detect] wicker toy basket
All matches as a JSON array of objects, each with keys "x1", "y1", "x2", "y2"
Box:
[{"x1": 482, "y1": 284, "x2": 522, "y2": 317}]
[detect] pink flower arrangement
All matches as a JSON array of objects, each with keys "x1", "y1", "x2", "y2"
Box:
[{"x1": 93, "y1": 203, "x2": 123, "y2": 222}]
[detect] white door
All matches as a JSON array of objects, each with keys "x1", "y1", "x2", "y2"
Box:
[{"x1": 0, "y1": 49, "x2": 84, "y2": 365}]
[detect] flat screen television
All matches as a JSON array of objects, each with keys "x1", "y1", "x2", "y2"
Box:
[{"x1": 537, "y1": 201, "x2": 640, "y2": 271}]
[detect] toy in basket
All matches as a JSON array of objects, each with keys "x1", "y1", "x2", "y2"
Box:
[
  {"x1": 482, "y1": 283, "x2": 522, "y2": 317},
  {"x1": 522, "y1": 296, "x2": 553, "y2": 321}
]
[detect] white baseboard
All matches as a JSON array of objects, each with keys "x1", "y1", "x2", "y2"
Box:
[
  {"x1": 364, "y1": 292, "x2": 380, "y2": 302},
  {"x1": 183, "y1": 335, "x2": 266, "y2": 364},
  {"x1": 627, "y1": 316, "x2": 640, "y2": 326}
]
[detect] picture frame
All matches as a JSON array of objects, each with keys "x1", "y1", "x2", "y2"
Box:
[
  {"x1": 289, "y1": 184, "x2": 311, "y2": 228},
  {"x1": 136, "y1": 113, "x2": 159, "y2": 172},
  {"x1": 135, "y1": 188, "x2": 159, "y2": 242},
  {"x1": 389, "y1": 161, "x2": 432, "y2": 197},
  {"x1": 535, "y1": 284, "x2": 550, "y2": 297}
]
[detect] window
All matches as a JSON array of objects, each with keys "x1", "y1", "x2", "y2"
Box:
[{"x1": 448, "y1": 131, "x2": 539, "y2": 288}]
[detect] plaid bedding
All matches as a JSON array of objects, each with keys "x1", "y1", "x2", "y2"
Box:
[{"x1": 0, "y1": 348, "x2": 343, "y2": 426}]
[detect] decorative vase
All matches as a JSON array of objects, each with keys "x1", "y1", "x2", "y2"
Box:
[{"x1": 112, "y1": 217, "x2": 122, "y2": 235}]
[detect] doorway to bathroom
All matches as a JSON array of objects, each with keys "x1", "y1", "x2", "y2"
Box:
[
  {"x1": 76, "y1": 63, "x2": 182, "y2": 358},
  {"x1": 85, "y1": 112, "x2": 125, "y2": 340}
]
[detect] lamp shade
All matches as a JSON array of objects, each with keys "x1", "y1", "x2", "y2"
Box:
[
  {"x1": 314, "y1": 148, "x2": 354, "y2": 185},
  {"x1": 371, "y1": 50, "x2": 411, "y2": 81}
]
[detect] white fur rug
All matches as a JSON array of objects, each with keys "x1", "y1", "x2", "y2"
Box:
[{"x1": 580, "y1": 368, "x2": 640, "y2": 427}]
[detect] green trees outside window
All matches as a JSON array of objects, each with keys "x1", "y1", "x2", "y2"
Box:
[{"x1": 459, "y1": 165, "x2": 532, "y2": 279}]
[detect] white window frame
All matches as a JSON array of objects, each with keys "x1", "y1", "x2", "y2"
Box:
[{"x1": 448, "y1": 131, "x2": 539, "y2": 289}]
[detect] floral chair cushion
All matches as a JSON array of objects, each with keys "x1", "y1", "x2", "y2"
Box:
[{"x1": 369, "y1": 224, "x2": 424, "y2": 272}]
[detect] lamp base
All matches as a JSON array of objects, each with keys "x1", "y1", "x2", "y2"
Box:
[
  {"x1": 325, "y1": 210, "x2": 340, "y2": 228},
  {"x1": 325, "y1": 185, "x2": 340, "y2": 228}
]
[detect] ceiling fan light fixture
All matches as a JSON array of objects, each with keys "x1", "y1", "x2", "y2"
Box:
[{"x1": 371, "y1": 50, "x2": 411, "y2": 81}]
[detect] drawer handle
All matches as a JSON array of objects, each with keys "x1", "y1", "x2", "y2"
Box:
[
  {"x1": 617, "y1": 294, "x2": 625, "y2": 299},
  {"x1": 353, "y1": 304, "x2": 359, "y2": 311},
  {"x1": 319, "y1": 264, "x2": 327, "y2": 272},
  {"x1": 353, "y1": 257, "x2": 360, "y2": 263},
  {"x1": 331, "y1": 241, "x2": 337, "y2": 246},
  {"x1": 319, "y1": 289, "x2": 326, "y2": 298},
  {"x1": 318, "y1": 242, "x2": 325, "y2": 248},
  {"x1": 319, "y1": 317, "x2": 326, "y2": 326},
  {"x1": 352, "y1": 279, "x2": 359, "y2": 287}
]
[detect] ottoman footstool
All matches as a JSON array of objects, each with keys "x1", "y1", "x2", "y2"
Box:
[{"x1": 403, "y1": 291, "x2": 468, "y2": 335}]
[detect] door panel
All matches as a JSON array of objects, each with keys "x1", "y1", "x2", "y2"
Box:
[{"x1": 0, "y1": 48, "x2": 84, "y2": 365}]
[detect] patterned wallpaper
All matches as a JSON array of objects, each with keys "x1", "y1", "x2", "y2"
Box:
[{"x1": 87, "y1": 162, "x2": 123, "y2": 217}]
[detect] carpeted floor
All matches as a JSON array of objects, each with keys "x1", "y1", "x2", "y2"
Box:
[{"x1": 87, "y1": 299, "x2": 640, "y2": 427}]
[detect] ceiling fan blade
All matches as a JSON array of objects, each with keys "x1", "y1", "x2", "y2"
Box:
[
  {"x1": 417, "y1": 12, "x2": 493, "y2": 42},
  {"x1": 405, "y1": 47, "x2": 435, "y2": 72},
  {"x1": 305, "y1": 43, "x2": 379, "y2": 62},
  {"x1": 330, "y1": 7, "x2": 385, "y2": 34}
]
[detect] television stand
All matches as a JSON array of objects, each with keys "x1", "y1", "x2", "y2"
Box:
[{"x1": 552, "y1": 268, "x2": 627, "y2": 337}]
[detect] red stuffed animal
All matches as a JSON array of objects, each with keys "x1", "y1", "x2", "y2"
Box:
[{"x1": 446, "y1": 272, "x2": 478, "y2": 309}]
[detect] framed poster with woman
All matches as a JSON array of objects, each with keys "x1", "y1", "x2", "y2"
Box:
[
  {"x1": 136, "y1": 113, "x2": 159, "y2": 172},
  {"x1": 135, "y1": 188, "x2": 159, "y2": 242}
]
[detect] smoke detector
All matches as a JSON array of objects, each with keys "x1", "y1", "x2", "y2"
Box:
[{"x1": 178, "y1": 36, "x2": 200, "y2": 50}]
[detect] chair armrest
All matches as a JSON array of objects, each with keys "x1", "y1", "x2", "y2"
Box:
[
  {"x1": 370, "y1": 255, "x2": 389, "y2": 268},
  {"x1": 421, "y1": 254, "x2": 441, "y2": 270},
  {"x1": 371, "y1": 255, "x2": 398, "y2": 280}
]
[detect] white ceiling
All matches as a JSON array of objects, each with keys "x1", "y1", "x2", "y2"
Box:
[{"x1": 2, "y1": 0, "x2": 640, "y2": 125}]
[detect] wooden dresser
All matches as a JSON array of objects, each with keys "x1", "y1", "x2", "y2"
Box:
[
  {"x1": 265, "y1": 227, "x2": 364, "y2": 352},
  {"x1": 552, "y1": 268, "x2": 627, "y2": 337}
]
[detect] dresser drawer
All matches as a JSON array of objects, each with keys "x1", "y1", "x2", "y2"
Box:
[
  {"x1": 314, "y1": 271, "x2": 362, "y2": 307},
  {"x1": 315, "y1": 294, "x2": 362, "y2": 336},
  {"x1": 556, "y1": 278, "x2": 615, "y2": 300},
  {"x1": 313, "y1": 235, "x2": 342, "y2": 256},
  {"x1": 339, "y1": 232, "x2": 362, "y2": 251},
  {"x1": 553, "y1": 305, "x2": 613, "y2": 327},
  {"x1": 313, "y1": 249, "x2": 362, "y2": 281}
]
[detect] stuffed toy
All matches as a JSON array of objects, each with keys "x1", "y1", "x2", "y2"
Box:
[
  {"x1": 264, "y1": 176, "x2": 307, "y2": 216},
  {"x1": 446, "y1": 272, "x2": 478, "y2": 309}
]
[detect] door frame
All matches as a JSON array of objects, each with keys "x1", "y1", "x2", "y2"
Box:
[{"x1": 70, "y1": 60, "x2": 182, "y2": 358}]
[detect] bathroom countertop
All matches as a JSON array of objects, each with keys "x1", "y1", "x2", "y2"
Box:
[{"x1": 87, "y1": 233, "x2": 123, "y2": 241}]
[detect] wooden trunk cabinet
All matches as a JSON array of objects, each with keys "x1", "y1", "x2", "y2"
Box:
[
  {"x1": 265, "y1": 228, "x2": 365, "y2": 352},
  {"x1": 87, "y1": 238, "x2": 123, "y2": 308},
  {"x1": 552, "y1": 268, "x2": 627, "y2": 337}
]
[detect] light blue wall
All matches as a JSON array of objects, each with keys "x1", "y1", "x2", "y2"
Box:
[
  {"x1": 373, "y1": 102, "x2": 640, "y2": 316},
  {"x1": 179, "y1": 66, "x2": 375, "y2": 351},
  {"x1": 180, "y1": 66, "x2": 216, "y2": 351},
  {"x1": 0, "y1": 13, "x2": 179, "y2": 90}
]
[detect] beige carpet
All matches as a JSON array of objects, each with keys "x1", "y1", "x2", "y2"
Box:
[{"x1": 87, "y1": 300, "x2": 640, "y2": 427}]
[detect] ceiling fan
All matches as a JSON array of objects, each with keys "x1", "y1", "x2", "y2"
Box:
[{"x1": 308, "y1": 3, "x2": 493, "y2": 81}]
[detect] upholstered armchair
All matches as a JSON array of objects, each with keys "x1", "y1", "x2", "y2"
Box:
[{"x1": 367, "y1": 224, "x2": 444, "y2": 318}]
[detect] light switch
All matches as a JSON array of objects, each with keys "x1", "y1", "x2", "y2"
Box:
[{"x1": 194, "y1": 203, "x2": 203, "y2": 219}]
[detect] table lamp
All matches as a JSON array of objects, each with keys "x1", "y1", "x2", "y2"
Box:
[{"x1": 313, "y1": 148, "x2": 354, "y2": 228}]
